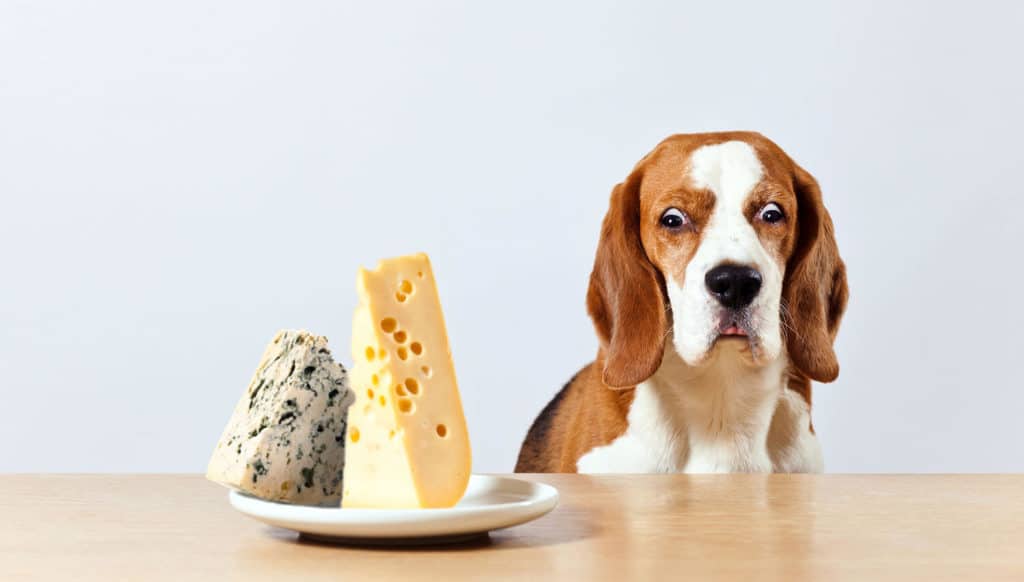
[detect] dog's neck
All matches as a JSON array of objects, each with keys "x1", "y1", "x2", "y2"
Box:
[
  {"x1": 639, "y1": 342, "x2": 789, "y2": 472},
  {"x1": 577, "y1": 339, "x2": 823, "y2": 474}
]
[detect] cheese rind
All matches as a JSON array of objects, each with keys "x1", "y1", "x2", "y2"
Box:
[
  {"x1": 341, "y1": 253, "x2": 472, "y2": 509},
  {"x1": 206, "y1": 330, "x2": 354, "y2": 505}
]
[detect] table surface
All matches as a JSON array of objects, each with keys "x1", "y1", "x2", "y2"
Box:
[{"x1": 2, "y1": 474, "x2": 1023, "y2": 581}]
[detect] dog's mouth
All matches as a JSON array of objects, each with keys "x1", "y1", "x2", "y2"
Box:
[
  {"x1": 719, "y1": 323, "x2": 748, "y2": 337},
  {"x1": 711, "y1": 313, "x2": 770, "y2": 362},
  {"x1": 715, "y1": 315, "x2": 753, "y2": 342}
]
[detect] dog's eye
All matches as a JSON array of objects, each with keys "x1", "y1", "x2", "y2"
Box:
[
  {"x1": 660, "y1": 208, "x2": 689, "y2": 229},
  {"x1": 758, "y1": 203, "x2": 785, "y2": 224}
]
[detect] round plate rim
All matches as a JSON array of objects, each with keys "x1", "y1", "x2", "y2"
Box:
[{"x1": 227, "y1": 474, "x2": 559, "y2": 540}]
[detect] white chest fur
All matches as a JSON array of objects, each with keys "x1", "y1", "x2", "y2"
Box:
[{"x1": 576, "y1": 346, "x2": 823, "y2": 474}]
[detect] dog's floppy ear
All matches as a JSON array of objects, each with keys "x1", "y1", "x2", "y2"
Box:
[
  {"x1": 586, "y1": 168, "x2": 668, "y2": 389},
  {"x1": 782, "y1": 163, "x2": 849, "y2": 382}
]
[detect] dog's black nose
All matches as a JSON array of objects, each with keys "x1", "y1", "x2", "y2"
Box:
[{"x1": 705, "y1": 265, "x2": 762, "y2": 309}]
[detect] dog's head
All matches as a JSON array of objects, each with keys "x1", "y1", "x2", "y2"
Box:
[{"x1": 587, "y1": 132, "x2": 848, "y2": 388}]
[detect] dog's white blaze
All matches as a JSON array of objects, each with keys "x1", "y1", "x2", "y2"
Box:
[{"x1": 674, "y1": 140, "x2": 784, "y2": 365}]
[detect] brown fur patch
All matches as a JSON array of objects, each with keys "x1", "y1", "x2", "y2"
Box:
[{"x1": 515, "y1": 363, "x2": 635, "y2": 472}]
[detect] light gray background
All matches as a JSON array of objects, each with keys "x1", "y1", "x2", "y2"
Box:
[{"x1": 2, "y1": 1, "x2": 1022, "y2": 473}]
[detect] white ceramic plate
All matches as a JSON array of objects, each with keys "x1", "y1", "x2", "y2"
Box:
[{"x1": 229, "y1": 475, "x2": 558, "y2": 543}]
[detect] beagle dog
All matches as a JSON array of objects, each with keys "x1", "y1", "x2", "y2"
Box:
[{"x1": 516, "y1": 132, "x2": 848, "y2": 474}]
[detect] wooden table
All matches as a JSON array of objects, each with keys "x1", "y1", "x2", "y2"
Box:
[{"x1": 2, "y1": 474, "x2": 1022, "y2": 581}]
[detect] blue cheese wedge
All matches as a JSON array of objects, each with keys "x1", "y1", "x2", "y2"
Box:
[{"x1": 206, "y1": 330, "x2": 354, "y2": 505}]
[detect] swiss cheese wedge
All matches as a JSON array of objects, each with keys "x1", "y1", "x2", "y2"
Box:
[{"x1": 341, "y1": 253, "x2": 472, "y2": 508}]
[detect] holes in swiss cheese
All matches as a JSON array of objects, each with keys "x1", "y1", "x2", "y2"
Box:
[
  {"x1": 410, "y1": 342, "x2": 423, "y2": 355},
  {"x1": 397, "y1": 347, "x2": 408, "y2": 361},
  {"x1": 393, "y1": 330, "x2": 407, "y2": 343},
  {"x1": 371, "y1": 374, "x2": 379, "y2": 387},
  {"x1": 421, "y1": 366, "x2": 432, "y2": 378},
  {"x1": 395, "y1": 383, "x2": 407, "y2": 396},
  {"x1": 398, "y1": 398, "x2": 414, "y2": 414},
  {"x1": 380, "y1": 318, "x2": 397, "y2": 333},
  {"x1": 395, "y1": 280, "x2": 414, "y2": 303},
  {"x1": 379, "y1": 395, "x2": 387, "y2": 407},
  {"x1": 404, "y1": 378, "x2": 420, "y2": 395},
  {"x1": 366, "y1": 388, "x2": 374, "y2": 400},
  {"x1": 350, "y1": 427, "x2": 360, "y2": 443},
  {"x1": 365, "y1": 346, "x2": 376, "y2": 361},
  {"x1": 435, "y1": 424, "x2": 448, "y2": 438}
]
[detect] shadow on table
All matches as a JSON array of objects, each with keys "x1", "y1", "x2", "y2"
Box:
[{"x1": 260, "y1": 505, "x2": 598, "y2": 552}]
